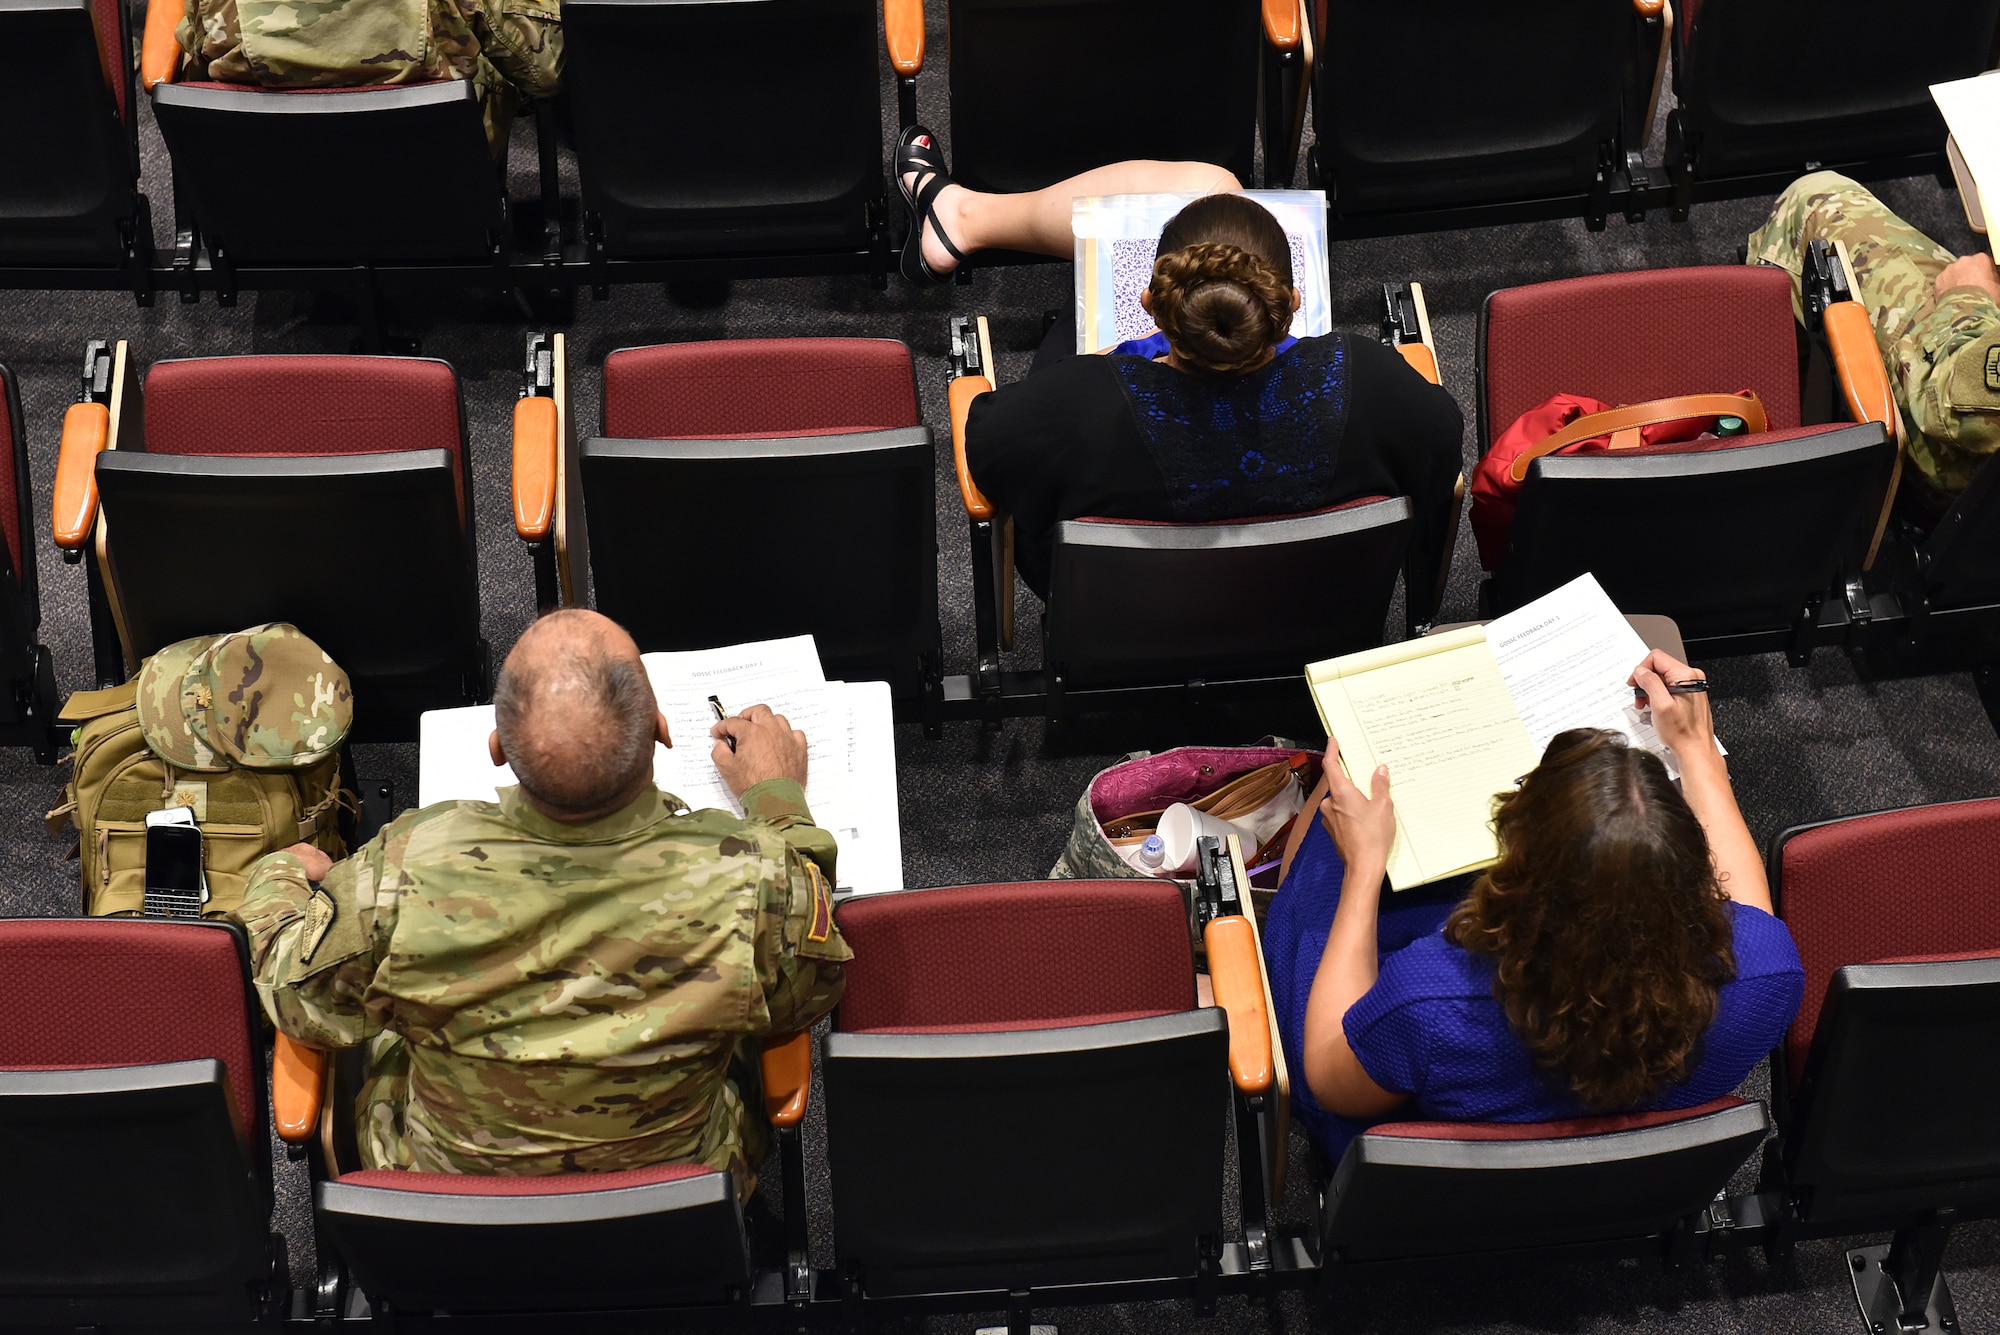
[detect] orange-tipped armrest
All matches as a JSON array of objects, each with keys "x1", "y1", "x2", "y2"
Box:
[
  {"x1": 1262, "y1": 0, "x2": 1301, "y2": 50},
  {"x1": 1825, "y1": 301, "x2": 1897, "y2": 432},
  {"x1": 950, "y1": 375, "x2": 995, "y2": 520},
  {"x1": 1203, "y1": 915, "x2": 1273, "y2": 1096},
  {"x1": 141, "y1": 0, "x2": 182, "y2": 89},
  {"x1": 511, "y1": 395, "x2": 557, "y2": 543},
  {"x1": 762, "y1": 1030, "x2": 811, "y2": 1129},
  {"x1": 272, "y1": 1032, "x2": 327, "y2": 1145},
  {"x1": 1394, "y1": 341, "x2": 1441, "y2": 386},
  {"x1": 52, "y1": 402, "x2": 109, "y2": 551},
  {"x1": 1632, "y1": 0, "x2": 1663, "y2": 14},
  {"x1": 883, "y1": 0, "x2": 924, "y2": 75}
]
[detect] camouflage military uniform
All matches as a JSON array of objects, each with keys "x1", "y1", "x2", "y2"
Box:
[
  {"x1": 1749, "y1": 171, "x2": 2000, "y2": 498},
  {"x1": 177, "y1": 0, "x2": 561, "y2": 155},
  {"x1": 233, "y1": 779, "x2": 848, "y2": 1197}
]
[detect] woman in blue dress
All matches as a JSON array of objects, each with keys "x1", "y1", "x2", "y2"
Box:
[{"x1": 1265, "y1": 649, "x2": 1804, "y2": 1163}]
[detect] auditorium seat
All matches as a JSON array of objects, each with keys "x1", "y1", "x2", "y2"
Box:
[
  {"x1": 946, "y1": 314, "x2": 1414, "y2": 726},
  {"x1": 1765, "y1": 799, "x2": 2000, "y2": 1335},
  {"x1": 887, "y1": 0, "x2": 1296, "y2": 206},
  {"x1": 513, "y1": 333, "x2": 942, "y2": 722},
  {"x1": 0, "y1": 918, "x2": 279, "y2": 1325},
  {"x1": 1477, "y1": 264, "x2": 1896, "y2": 659},
  {"x1": 285, "y1": 1028, "x2": 808, "y2": 1314},
  {"x1": 0, "y1": 364, "x2": 57, "y2": 760},
  {"x1": 139, "y1": 0, "x2": 507, "y2": 306},
  {"x1": 1666, "y1": 0, "x2": 2000, "y2": 216},
  {"x1": 563, "y1": 0, "x2": 889, "y2": 280},
  {"x1": 1307, "y1": 0, "x2": 1658, "y2": 234},
  {"x1": 52, "y1": 341, "x2": 489, "y2": 735},
  {"x1": 1323, "y1": 1098, "x2": 1769, "y2": 1268},
  {"x1": 821, "y1": 878, "x2": 1288, "y2": 1325},
  {"x1": 0, "y1": 0, "x2": 152, "y2": 292}
]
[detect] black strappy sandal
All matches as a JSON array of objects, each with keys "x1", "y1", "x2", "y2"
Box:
[{"x1": 894, "y1": 126, "x2": 968, "y2": 286}]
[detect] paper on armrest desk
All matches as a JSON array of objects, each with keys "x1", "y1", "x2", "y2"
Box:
[
  {"x1": 1306, "y1": 575, "x2": 1692, "y2": 891},
  {"x1": 418, "y1": 636, "x2": 904, "y2": 896},
  {"x1": 1932, "y1": 74, "x2": 2000, "y2": 236}
]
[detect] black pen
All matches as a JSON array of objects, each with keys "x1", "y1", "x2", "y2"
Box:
[
  {"x1": 1633, "y1": 680, "x2": 1710, "y2": 702},
  {"x1": 709, "y1": 695, "x2": 736, "y2": 752}
]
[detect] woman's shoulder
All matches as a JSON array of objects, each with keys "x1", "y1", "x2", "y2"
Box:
[
  {"x1": 1723, "y1": 899, "x2": 1805, "y2": 980},
  {"x1": 1359, "y1": 931, "x2": 1496, "y2": 1013}
]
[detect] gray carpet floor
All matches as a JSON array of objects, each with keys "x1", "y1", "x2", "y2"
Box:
[{"x1": 1, "y1": 8, "x2": 1996, "y2": 1331}]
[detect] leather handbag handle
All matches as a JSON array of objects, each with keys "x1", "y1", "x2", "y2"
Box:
[{"x1": 1507, "y1": 392, "x2": 1769, "y2": 483}]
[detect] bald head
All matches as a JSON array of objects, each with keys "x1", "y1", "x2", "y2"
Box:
[{"x1": 491, "y1": 610, "x2": 658, "y2": 821}]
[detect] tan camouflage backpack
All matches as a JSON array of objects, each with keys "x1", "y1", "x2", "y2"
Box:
[{"x1": 46, "y1": 623, "x2": 355, "y2": 918}]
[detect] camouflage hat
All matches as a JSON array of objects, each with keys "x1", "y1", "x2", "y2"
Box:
[
  {"x1": 189, "y1": 623, "x2": 352, "y2": 771},
  {"x1": 137, "y1": 623, "x2": 354, "y2": 771},
  {"x1": 136, "y1": 634, "x2": 231, "y2": 772}
]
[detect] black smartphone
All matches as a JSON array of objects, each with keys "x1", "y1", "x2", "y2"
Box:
[{"x1": 144, "y1": 822, "x2": 204, "y2": 918}]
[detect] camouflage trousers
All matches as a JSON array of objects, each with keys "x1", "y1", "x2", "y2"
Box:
[{"x1": 1747, "y1": 171, "x2": 2000, "y2": 496}]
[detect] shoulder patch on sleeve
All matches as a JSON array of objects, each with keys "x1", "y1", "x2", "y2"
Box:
[
  {"x1": 804, "y1": 861, "x2": 833, "y2": 944},
  {"x1": 1948, "y1": 332, "x2": 2000, "y2": 413},
  {"x1": 299, "y1": 888, "x2": 337, "y2": 965}
]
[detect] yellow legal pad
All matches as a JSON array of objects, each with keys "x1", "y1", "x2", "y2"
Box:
[{"x1": 1306, "y1": 627, "x2": 1538, "y2": 891}]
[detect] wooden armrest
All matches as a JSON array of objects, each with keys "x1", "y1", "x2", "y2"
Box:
[
  {"x1": 950, "y1": 375, "x2": 996, "y2": 519},
  {"x1": 1262, "y1": 0, "x2": 1301, "y2": 50},
  {"x1": 141, "y1": 0, "x2": 181, "y2": 90},
  {"x1": 52, "y1": 402, "x2": 108, "y2": 551},
  {"x1": 1825, "y1": 300, "x2": 1896, "y2": 432},
  {"x1": 512, "y1": 395, "x2": 557, "y2": 543},
  {"x1": 1394, "y1": 341, "x2": 1440, "y2": 386},
  {"x1": 762, "y1": 1030, "x2": 811, "y2": 1129},
  {"x1": 883, "y1": 0, "x2": 923, "y2": 75},
  {"x1": 272, "y1": 1032, "x2": 327, "y2": 1145},
  {"x1": 1203, "y1": 914, "x2": 1273, "y2": 1096}
]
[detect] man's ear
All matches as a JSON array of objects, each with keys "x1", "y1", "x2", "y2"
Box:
[
  {"x1": 655, "y1": 710, "x2": 673, "y2": 750},
  {"x1": 488, "y1": 729, "x2": 506, "y2": 767}
]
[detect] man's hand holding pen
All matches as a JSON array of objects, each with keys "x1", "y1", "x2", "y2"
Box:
[{"x1": 709, "y1": 703, "x2": 809, "y2": 798}]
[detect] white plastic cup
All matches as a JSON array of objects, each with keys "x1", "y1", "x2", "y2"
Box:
[{"x1": 1156, "y1": 803, "x2": 1253, "y2": 876}]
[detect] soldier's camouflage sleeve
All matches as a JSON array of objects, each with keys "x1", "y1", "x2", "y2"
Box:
[
  {"x1": 741, "y1": 778, "x2": 851, "y2": 1034},
  {"x1": 232, "y1": 817, "x2": 410, "y2": 1049},
  {"x1": 1894, "y1": 286, "x2": 2000, "y2": 492},
  {"x1": 465, "y1": 0, "x2": 561, "y2": 100}
]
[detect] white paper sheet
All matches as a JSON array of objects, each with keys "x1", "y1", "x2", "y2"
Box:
[{"x1": 1932, "y1": 74, "x2": 2000, "y2": 225}]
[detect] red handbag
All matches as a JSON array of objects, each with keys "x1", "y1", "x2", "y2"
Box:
[{"x1": 1469, "y1": 390, "x2": 1766, "y2": 569}]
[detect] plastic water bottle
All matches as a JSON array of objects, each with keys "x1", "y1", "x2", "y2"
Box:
[{"x1": 1137, "y1": 834, "x2": 1168, "y2": 873}]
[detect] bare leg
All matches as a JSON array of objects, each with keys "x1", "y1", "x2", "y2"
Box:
[{"x1": 906, "y1": 154, "x2": 1242, "y2": 275}]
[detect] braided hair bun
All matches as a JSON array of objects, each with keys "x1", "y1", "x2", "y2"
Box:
[{"x1": 1146, "y1": 194, "x2": 1297, "y2": 377}]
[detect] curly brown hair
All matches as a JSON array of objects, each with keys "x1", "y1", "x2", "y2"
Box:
[
  {"x1": 1147, "y1": 195, "x2": 1296, "y2": 377},
  {"x1": 1444, "y1": 728, "x2": 1736, "y2": 1110}
]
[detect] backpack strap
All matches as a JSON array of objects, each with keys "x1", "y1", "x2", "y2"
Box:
[
  {"x1": 56, "y1": 679, "x2": 138, "y2": 725},
  {"x1": 1506, "y1": 392, "x2": 1770, "y2": 483}
]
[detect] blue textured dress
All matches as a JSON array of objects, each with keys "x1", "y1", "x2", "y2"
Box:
[{"x1": 1263, "y1": 816, "x2": 1805, "y2": 1164}]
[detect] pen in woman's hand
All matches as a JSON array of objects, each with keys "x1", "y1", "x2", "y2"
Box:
[{"x1": 1634, "y1": 680, "x2": 1710, "y2": 704}]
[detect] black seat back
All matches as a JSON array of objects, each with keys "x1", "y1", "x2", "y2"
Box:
[
  {"x1": 1323, "y1": 1099, "x2": 1769, "y2": 1264},
  {"x1": 824, "y1": 1013, "x2": 1228, "y2": 1296},
  {"x1": 1044, "y1": 498, "x2": 1411, "y2": 693},
  {"x1": 1490, "y1": 425, "x2": 1893, "y2": 644},
  {"x1": 1313, "y1": 0, "x2": 1635, "y2": 226},
  {"x1": 946, "y1": 0, "x2": 1259, "y2": 194},
  {"x1": 152, "y1": 81, "x2": 502, "y2": 265},
  {"x1": 1919, "y1": 453, "x2": 2000, "y2": 610},
  {"x1": 1673, "y1": 0, "x2": 2000, "y2": 182},
  {"x1": 95, "y1": 450, "x2": 483, "y2": 732},
  {"x1": 564, "y1": 0, "x2": 882, "y2": 258},
  {"x1": 0, "y1": 363, "x2": 51, "y2": 753},
  {"x1": 1784, "y1": 957, "x2": 2000, "y2": 1228},
  {"x1": 580, "y1": 428, "x2": 939, "y2": 695},
  {"x1": 0, "y1": 0, "x2": 137, "y2": 265},
  {"x1": 0, "y1": 918, "x2": 271, "y2": 1326},
  {"x1": 317, "y1": 1167, "x2": 750, "y2": 1312}
]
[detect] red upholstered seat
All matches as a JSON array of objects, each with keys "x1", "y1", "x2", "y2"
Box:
[
  {"x1": 91, "y1": 0, "x2": 124, "y2": 122},
  {"x1": 1481, "y1": 266, "x2": 1802, "y2": 447},
  {"x1": 174, "y1": 80, "x2": 457, "y2": 94},
  {"x1": 141, "y1": 355, "x2": 467, "y2": 501},
  {"x1": 1367, "y1": 1095, "x2": 1746, "y2": 1141},
  {"x1": 602, "y1": 338, "x2": 919, "y2": 439},
  {"x1": 0, "y1": 919, "x2": 257, "y2": 1143},
  {"x1": 1073, "y1": 494, "x2": 1393, "y2": 527},
  {"x1": 834, "y1": 881, "x2": 1195, "y2": 1032},
  {"x1": 338, "y1": 1161, "x2": 717, "y2": 1194},
  {"x1": 1775, "y1": 797, "x2": 2000, "y2": 1088}
]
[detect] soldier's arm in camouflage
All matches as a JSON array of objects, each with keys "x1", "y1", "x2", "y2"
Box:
[
  {"x1": 742, "y1": 778, "x2": 851, "y2": 1033},
  {"x1": 232, "y1": 824, "x2": 405, "y2": 1049},
  {"x1": 467, "y1": 0, "x2": 562, "y2": 100},
  {"x1": 175, "y1": 0, "x2": 226, "y2": 78},
  {"x1": 1896, "y1": 285, "x2": 2000, "y2": 480}
]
